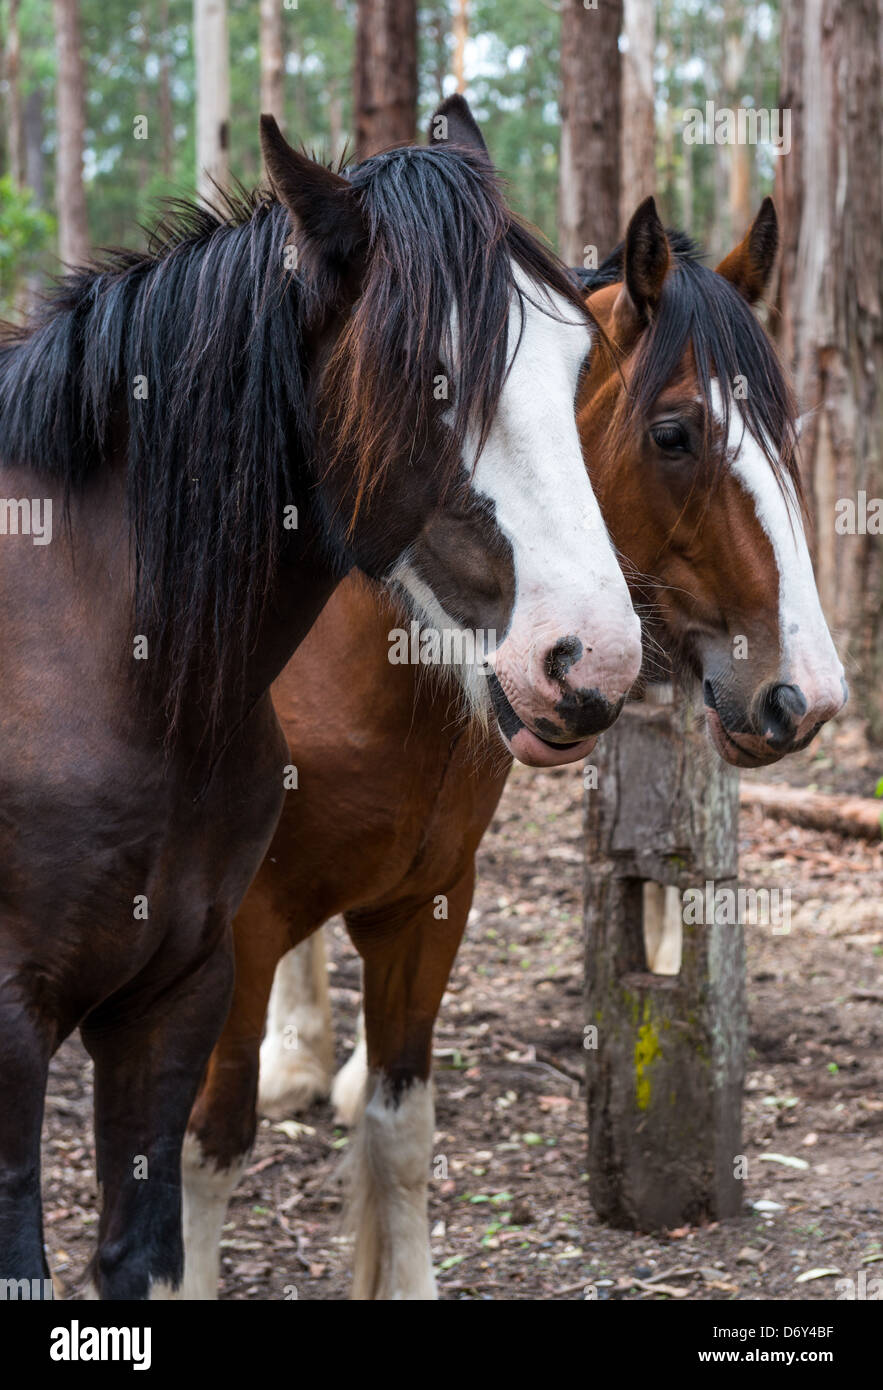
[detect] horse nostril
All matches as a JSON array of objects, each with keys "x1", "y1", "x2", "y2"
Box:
[
  {"x1": 757, "y1": 682, "x2": 807, "y2": 748},
  {"x1": 545, "y1": 635, "x2": 585, "y2": 684}
]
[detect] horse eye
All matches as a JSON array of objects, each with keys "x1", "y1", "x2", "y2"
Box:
[{"x1": 650, "y1": 422, "x2": 690, "y2": 453}]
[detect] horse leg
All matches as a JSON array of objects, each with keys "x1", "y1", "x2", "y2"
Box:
[
  {"x1": 182, "y1": 879, "x2": 292, "y2": 1298},
  {"x1": 80, "y1": 939, "x2": 233, "y2": 1300},
  {"x1": 258, "y1": 928, "x2": 364, "y2": 1128},
  {"x1": 0, "y1": 983, "x2": 53, "y2": 1290},
  {"x1": 258, "y1": 928, "x2": 333, "y2": 1119},
  {"x1": 343, "y1": 867, "x2": 474, "y2": 1301},
  {"x1": 331, "y1": 1006, "x2": 367, "y2": 1127}
]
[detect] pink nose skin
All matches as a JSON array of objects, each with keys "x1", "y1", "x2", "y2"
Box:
[{"x1": 488, "y1": 616, "x2": 643, "y2": 768}]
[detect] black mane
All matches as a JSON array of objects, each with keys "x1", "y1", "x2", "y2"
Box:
[
  {"x1": 0, "y1": 186, "x2": 307, "y2": 743},
  {"x1": 0, "y1": 149, "x2": 587, "y2": 742}
]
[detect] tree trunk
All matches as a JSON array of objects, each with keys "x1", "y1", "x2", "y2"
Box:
[
  {"x1": 0, "y1": 8, "x2": 5, "y2": 180},
  {"x1": 138, "y1": 8, "x2": 150, "y2": 194},
  {"x1": 656, "y1": 4, "x2": 677, "y2": 225},
  {"x1": 194, "y1": 0, "x2": 230, "y2": 200},
  {"x1": 290, "y1": 30, "x2": 307, "y2": 132},
  {"x1": 680, "y1": 118, "x2": 693, "y2": 229},
  {"x1": 620, "y1": 0, "x2": 655, "y2": 228},
  {"x1": 24, "y1": 89, "x2": 45, "y2": 205},
  {"x1": 326, "y1": 0, "x2": 347, "y2": 164},
  {"x1": 329, "y1": 87, "x2": 344, "y2": 164},
  {"x1": 259, "y1": 0, "x2": 284, "y2": 123},
  {"x1": 723, "y1": 3, "x2": 751, "y2": 240},
  {"x1": 354, "y1": 0, "x2": 417, "y2": 161},
  {"x1": 778, "y1": 0, "x2": 883, "y2": 739},
  {"x1": 677, "y1": 4, "x2": 694, "y2": 230},
  {"x1": 429, "y1": 4, "x2": 448, "y2": 103},
  {"x1": 53, "y1": 0, "x2": 90, "y2": 266},
  {"x1": 159, "y1": 0, "x2": 172, "y2": 178},
  {"x1": 5, "y1": 0, "x2": 22, "y2": 185},
  {"x1": 559, "y1": 0, "x2": 623, "y2": 265},
  {"x1": 711, "y1": 122, "x2": 730, "y2": 260},
  {"x1": 452, "y1": 0, "x2": 468, "y2": 95}
]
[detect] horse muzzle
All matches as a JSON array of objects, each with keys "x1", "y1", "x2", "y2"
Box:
[
  {"x1": 486, "y1": 672, "x2": 599, "y2": 766},
  {"x1": 486, "y1": 618, "x2": 641, "y2": 768},
  {"x1": 703, "y1": 674, "x2": 849, "y2": 767}
]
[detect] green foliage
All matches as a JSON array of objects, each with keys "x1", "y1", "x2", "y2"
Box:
[
  {"x1": 655, "y1": 0, "x2": 782, "y2": 256},
  {"x1": 0, "y1": 177, "x2": 55, "y2": 313},
  {"x1": 446, "y1": 0, "x2": 561, "y2": 241},
  {"x1": 3, "y1": 0, "x2": 783, "y2": 284}
]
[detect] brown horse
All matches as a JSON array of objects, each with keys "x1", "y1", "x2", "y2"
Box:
[
  {"x1": 0, "y1": 98, "x2": 644, "y2": 1299},
  {"x1": 184, "y1": 198, "x2": 847, "y2": 1299}
]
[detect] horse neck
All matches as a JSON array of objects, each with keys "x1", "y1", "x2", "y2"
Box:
[
  {"x1": 110, "y1": 405, "x2": 346, "y2": 726},
  {"x1": 44, "y1": 436, "x2": 343, "y2": 762},
  {"x1": 239, "y1": 540, "x2": 346, "y2": 711}
]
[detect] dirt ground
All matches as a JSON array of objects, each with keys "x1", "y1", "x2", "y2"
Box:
[{"x1": 43, "y1": 716, "x2": 883, "y2": 1301}]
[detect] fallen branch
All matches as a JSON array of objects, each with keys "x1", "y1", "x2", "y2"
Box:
[
  {"x1": 740, "y1": 781, "x2": 883, "y2": 841},
  {"x1": 496, "y1": 1032, "x2": 583, "y2": 1091}
]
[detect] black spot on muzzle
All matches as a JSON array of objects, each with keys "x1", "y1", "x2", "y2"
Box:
[{"x1": 548, "y1": 687, "x2": 625, "y2": 740}]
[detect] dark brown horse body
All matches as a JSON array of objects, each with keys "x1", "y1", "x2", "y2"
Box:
[
  {"x1": 185, "y1": 200, "x2": 847, "y2": 1299},
  {"x1": 0, "y1": 99, "x2": 639, "y2": 1297},
  {"x1": 0, "y1": 429, "x2": 331, "y2": 1299}
]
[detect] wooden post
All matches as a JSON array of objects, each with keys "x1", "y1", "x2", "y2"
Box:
[{"x1": 584, "y1": 685, "x2": 745, "y2": 1230}]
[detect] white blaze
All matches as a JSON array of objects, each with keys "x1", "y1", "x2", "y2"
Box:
[
  {"x1": 717, "y1": 383, "x2": 844, "y2": 714},
  {"x1": 395, "y1": 264, "x2": 641, "y2": 714}
]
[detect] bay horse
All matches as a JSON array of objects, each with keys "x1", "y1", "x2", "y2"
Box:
[
  {"x1": 184, "y1": 196, "x2": 847, "y2": 1300},
  {"x1": 0, "y1": 97, "x2": 643, "y2": 1299}
]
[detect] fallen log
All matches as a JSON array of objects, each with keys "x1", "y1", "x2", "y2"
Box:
[{"x1": 740, "y1": 781, "x2": 883, "y2": 841}]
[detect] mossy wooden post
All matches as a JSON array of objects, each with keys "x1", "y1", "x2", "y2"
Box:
[{"x1": 584, "y1": 685, "x2": 744, "y2": 1229}]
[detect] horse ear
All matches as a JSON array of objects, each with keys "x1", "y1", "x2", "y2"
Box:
[
  {"x1": 716, "y1": 197, "x2": 778, "y2": 304},
  {"x1": 622, "y1": 197, "x2": 670, "y2": 325},
  {"x1": 260, "y1": 114, "x2": 367, "y2": 285},
  {"x1": 427, "y1": 94, "x2": 490, "y2": 157}
]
